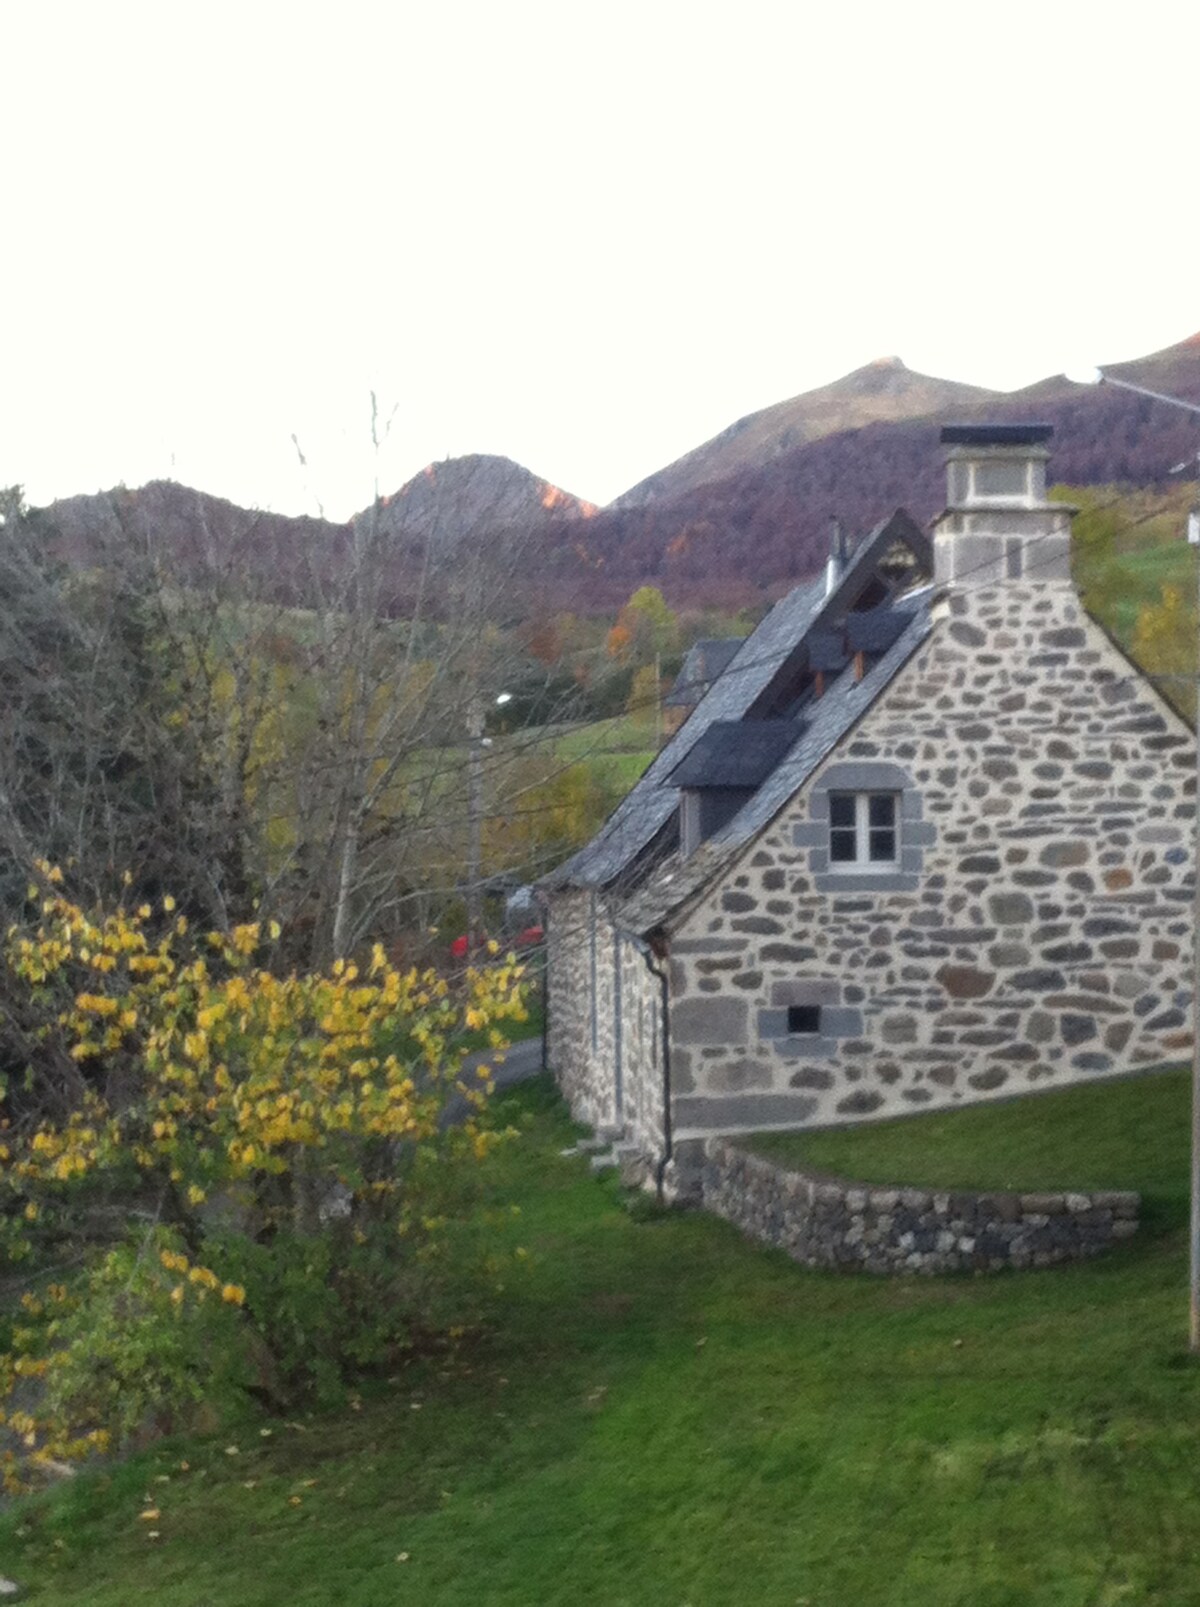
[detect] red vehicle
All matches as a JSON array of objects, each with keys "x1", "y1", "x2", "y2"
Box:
[{"x1": 450, "y1": 926, "x2": 542, "y2": 962}]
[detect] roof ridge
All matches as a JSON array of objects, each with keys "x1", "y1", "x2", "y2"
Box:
[{"x1": 543, "y1": 507, "x2": 931, "y2": 892}]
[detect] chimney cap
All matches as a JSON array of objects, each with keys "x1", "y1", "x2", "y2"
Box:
[{"x1": 940, "y1": 423, "x2": 1054, "y2": 447}]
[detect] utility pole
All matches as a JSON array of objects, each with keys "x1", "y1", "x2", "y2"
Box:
[
  {"x1": 466, "y1": 695, "x2": 484, "y2": 953},
  {"x1": 1078, "y1": 369, "x2": 1200, "y2": 1349},
  {"x1": 464, "y1": 689, "x2": 511, "y2": 955}
]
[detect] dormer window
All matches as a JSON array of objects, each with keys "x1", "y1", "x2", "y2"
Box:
[{"x1": 670, "y1": 720, "x2": 802, "y2": 856}]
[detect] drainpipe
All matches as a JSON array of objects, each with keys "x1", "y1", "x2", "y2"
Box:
[
  {"x1": 649, "y1": 944, "x2": 673, "y2": 1203},
  {"x1": 620, "y1": 927, "x2": 673, "y2": 1203},
  {"x1": 533, "y1": 890, "x2": 550, "y2": 1075}
]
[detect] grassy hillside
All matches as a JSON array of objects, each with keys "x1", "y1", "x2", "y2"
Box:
[
  {"x1": 1066, "y1": 484, "x2": 1198, "y2": 722},
  {"x1": 7, "y1": 1070, "x2": 1200, "y2": 1606},
  {"x1": 1068, "y1": 484, "x2": 1196, "y2": 640}
]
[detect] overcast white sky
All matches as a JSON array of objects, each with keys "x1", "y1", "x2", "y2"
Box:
[{"x1": 3, "y1": 0, "x2": 1198, "y2": 519}]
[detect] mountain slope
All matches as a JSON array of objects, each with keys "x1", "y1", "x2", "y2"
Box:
[
  {"x1": 1106, "y1": 330, "x2": 1200, "y2": 402},
  {"x1": 362, "y1": 454, "x2": 597, "y2": 546},
  {"x1": 35, "y1": 458, "x2": 597, "y2": 613},
  {"x1": 570, "y1": 332, "x2": 1200, "y2": 610},
  {"x1": 32, "y1": 333, "x2": 1200, "y2": 617},
  {"x1": 41, "y1": 480, "x2": 346, "y2": 577},
  {"x1": 613, "y1": 357, "x2": 999, "y2": 508}
]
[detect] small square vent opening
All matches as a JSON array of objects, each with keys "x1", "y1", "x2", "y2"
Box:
[{"x1": 787, "y1": 1005, "x2": 821, "y2": 1035}]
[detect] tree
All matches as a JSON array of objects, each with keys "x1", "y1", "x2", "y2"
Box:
[
  {"x1": 606, "y1": 585, "x2": 679, "y2": 668},
  {"x1": 0, "y1": 877, "x2": 528, "y2": 1487},
  {"x1": 2, "y1": 444, "x2": 592, "y2": 971},
  {"x1": 0, "y1": 487, "x2": 251, "y2": 933},
  {"x1": 626, "y1": 661, "x2": 662, "y2": 747},
  {"x1": 1131, "y1": 581, "x2": 1196, "y2": 722}
]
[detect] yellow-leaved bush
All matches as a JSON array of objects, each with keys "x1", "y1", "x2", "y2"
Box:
[{"x1": 0, "y1": 867, "x2": 529, "y2": 1490}]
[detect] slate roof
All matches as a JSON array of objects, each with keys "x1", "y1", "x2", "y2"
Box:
[
  {"x1": 542, "y1": 576, "x2": 829, "y2": 890},
  {"x1": 669, "y1": 720, "x2": 803, "y2": 790},
  {"x1": 805, "y1": 630, "x2": 849, "y2": 674},
  {"x1": 845, "y1": 606, "x2": 914, "y2": 654},
  {"x1": 617, "y1": 603, "x2": 934, "y2": 934},
  {"x1": 663, "y1": 638, "x2": 745, "y2": 708},
  {"x1": 542, "y1": 507, "x2": 930, "y2": 893}
]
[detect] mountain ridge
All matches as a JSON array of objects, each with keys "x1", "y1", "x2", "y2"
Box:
[
  {"x1": 31, "y1": 330, "x2": 1200, "y2": 614},
  {"x1": 562, "y1": 330, "x2": 1200, "y2": 609},
  {"x1": 610, "y1": 331, "x2": 1200, "y2": 512},
  {"x1": 611, "y1": 356, "x2": 999, "y2": 509}
]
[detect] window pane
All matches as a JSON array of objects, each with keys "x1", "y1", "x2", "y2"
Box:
[
  {"x1": 868, "y1": 794, "x2": 895, "y2": 828},
  {"x1": 829, "y1": 794, "x2": 855, "y2": 828},
  {"x1": 869, "y1": 828, "x2": 896, "y2": 862},
  {"x1": 830, "y1": 828, "x2": 858, "y2": 862}
]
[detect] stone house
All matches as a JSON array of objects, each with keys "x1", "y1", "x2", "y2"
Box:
[{"x1": 541, "y1": 425, "x2": 1196, "y2": 1194}]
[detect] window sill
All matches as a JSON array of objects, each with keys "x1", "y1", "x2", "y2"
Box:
[{"x1": 812, "y1": 868, "x2": 920, "y2": 894}]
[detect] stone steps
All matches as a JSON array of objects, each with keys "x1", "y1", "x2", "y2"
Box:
[{"x1": 582, "y1": 1126, "x2": 636, "y2": 1174}]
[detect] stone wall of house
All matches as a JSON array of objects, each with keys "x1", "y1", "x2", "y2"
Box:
[
  {"x1": 667, "y1": 580, "x2": 1196, "y2": 1139},
  {"x1": 547, "y1": 889, "x2": 608, "y2": 1129},
  {"x1": 700, "y1": 1139, "x2": 1139, "y2": 1273},
  {"x1": 546, "y1": 890, "x2": 666, "y2": 1153},
  {"x1": 613, "y1": 930, "x2": 668, "y2": 1158}
]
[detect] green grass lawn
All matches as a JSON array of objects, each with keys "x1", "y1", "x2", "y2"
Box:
[
  {"x1": 1067, "y1": 485, "x2": 1197, "y2": 651},
  {"x1": 551, "y1": 712, "x2": 656, "y2": 762},
  {"x1": 6, "y1": 1070, "x2": 1200, "y2": 1606},
  {"x1": 550, "y1": 714, "x2": 655, "y2": 800},
  {"x1": 744, "y1": 1069, "x2": 1189, "y2": 1233}
]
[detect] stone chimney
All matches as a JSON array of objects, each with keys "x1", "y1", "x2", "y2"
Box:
[{"x1": 932, "y1": 423, "x2": 1075, "y2": 588}]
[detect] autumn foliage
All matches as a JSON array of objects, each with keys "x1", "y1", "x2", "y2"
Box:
[{"x1": 0, "y1": 868, "x2": 528, "y2": 1489}]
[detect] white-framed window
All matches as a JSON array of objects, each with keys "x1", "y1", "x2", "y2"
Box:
[{"x1": 828, "y1": 792, "x2": 899, "y2": 867}]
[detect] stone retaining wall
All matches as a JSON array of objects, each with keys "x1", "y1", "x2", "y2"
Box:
[{"x1": 701, "y1": 1138, "x2": 1139, "y2": 1273}]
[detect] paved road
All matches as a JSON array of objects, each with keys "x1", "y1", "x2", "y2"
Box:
[{"x1": 441, "y1": 1035, "x2": 545, "y2": 1126}]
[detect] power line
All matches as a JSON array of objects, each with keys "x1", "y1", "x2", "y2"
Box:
[
  {"x1": 540, "y1": 492, "x2": 1198, "y2": 912},
  {"x1": 378, "y1": 493, "x2": 1199, "y2": 873},
  {"x1": 552, "y1": 490, "x2": 1195, "y2": 749}
]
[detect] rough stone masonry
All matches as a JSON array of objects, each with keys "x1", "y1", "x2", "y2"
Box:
[
  {"x1": 701, "y1": 1139, "x2": 1140, "y2": 1274},
  {"x1": 666, "y1": 579, "x2": 1196, "y2": 1142}
]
